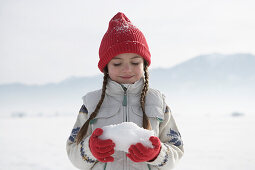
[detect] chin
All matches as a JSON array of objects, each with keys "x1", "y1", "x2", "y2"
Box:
[
  {"x1": 112, "y1": 76, "x2": 140, "y2": 84},
  {"x1": 119, "y1": 79, "x2": 136, "y2": 84}
]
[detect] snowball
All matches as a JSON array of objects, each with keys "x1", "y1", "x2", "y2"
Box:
[{"x1": 99, "y1": 122, "x2": 154, "y2": 152}]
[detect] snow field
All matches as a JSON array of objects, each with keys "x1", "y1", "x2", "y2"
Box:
[{"x1": 0, "y1": 113, "x2": 254, "y2": 170}]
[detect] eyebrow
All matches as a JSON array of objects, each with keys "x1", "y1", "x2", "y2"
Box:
[
  {"x1": 131, "y1": 56, "x2": 142, "y2": 59},
  {"x1": 112, "y1": 56, "x2": 142, "y2": 60}
]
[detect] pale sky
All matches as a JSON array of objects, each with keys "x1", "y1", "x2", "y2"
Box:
[{"x1": 1, "y1": 0, "x2": 255, "y2": 85}]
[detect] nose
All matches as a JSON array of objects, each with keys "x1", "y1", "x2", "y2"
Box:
[{"x1": 122, "y1": 63, "x2": 131, "y2": 72}]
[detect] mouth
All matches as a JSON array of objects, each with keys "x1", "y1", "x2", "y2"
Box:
[{"x1": 120, "y1": 76, "x2": 134, "y2": 79}]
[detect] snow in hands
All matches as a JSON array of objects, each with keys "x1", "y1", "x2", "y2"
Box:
[{"x1": 99, "y1": 122, "x2": 155, "y2": 152}]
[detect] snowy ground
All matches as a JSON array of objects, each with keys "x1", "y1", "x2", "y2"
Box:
[{"x1": 0, "y1": 112, "x2": 254, "y2": 170}]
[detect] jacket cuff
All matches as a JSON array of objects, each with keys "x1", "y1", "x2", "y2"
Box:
[
  {"x1": 80, "y1": 135, "x2": 97, "y2": 163},
  {"x1": 147, "y1": 143, "x2": 170, "y2": 167}
]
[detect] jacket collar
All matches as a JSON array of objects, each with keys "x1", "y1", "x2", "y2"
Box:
[{"x1": 106, "y1": 77, "x2": 144, "y2": 96}]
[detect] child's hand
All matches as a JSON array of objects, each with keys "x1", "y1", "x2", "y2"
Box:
[
  {"x1": 89, "y1": 128, "x2": 115, "y2": 162},
  {"x1": 126, "y1": 136, "x2": 161, "y2": 162}
]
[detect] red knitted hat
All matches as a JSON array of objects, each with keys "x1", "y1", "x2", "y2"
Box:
[{"x1": 98, "y1": 12, "x2": 151, "y2": 72}]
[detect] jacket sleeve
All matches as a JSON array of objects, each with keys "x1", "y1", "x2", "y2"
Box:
[
  {"x1": 147, "y1": 98, "x2": 184, "y2": 169},
  {"x1": 66, "y1": 105, "x2": 98, "y2": 170}
]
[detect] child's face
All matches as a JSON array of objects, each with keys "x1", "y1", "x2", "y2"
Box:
[{"x1": 107, "y1": 53, "x2": 144, "y2": 84}]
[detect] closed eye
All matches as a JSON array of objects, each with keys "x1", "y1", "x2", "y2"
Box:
[
  {"x1": 131, "y1": 63, "x2": 139, "y2": 65},
  {"x1": 113, "y1": 63, "x2": 121, "y2": 66}
]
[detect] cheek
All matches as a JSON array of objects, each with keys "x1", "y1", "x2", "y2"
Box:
[
  {"x1": 108, "y1": 66, "x2": 119, "y2": 78},
  {"x1": 135, "y1": 65, "x2": 144, "y2": 77}
]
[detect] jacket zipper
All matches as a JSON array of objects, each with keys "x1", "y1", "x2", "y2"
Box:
[
  {"x1": 120, "y1": 85, "x2": 150, "y2": 170},
  {"x1": 121, "y1": 85, "x2": 128, "y2": 170}
]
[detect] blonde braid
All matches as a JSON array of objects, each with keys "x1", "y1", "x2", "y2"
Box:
[
  {"x1": 76, "y1": 70, "x2": 108, "y2": 144},
  {"x1": 140, "y1": 62, "x2": 152, "y2": 130}
]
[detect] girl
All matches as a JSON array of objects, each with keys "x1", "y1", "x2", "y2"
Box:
[{"x1": 66, "y1": 12, "x2": 184, "y2": 170}]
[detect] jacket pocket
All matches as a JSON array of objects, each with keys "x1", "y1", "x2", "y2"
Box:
[
  {"x1": 90, "y1": 106, "x2": 122, "y2": 130},
  {"x1": 130, "y1": 105, "x2": 164, "y2": 137},
  {"x1": 145, "y1": 105, "x2": 164, "y2": 121}
]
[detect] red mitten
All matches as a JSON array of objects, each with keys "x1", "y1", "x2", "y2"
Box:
[
  {"x1": 126, "y1": 136, "x2": 161, "y2": 162},
  {"x1": 89, "y1": 128, "x2": 115, "y2": 162}
]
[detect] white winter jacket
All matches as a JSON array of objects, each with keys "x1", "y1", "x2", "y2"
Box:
[{"x1": 66, "y1": 78, "x2": 184, "y2": 170}]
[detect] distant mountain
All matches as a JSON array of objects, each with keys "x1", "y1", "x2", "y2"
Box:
[
  {"x1": 150, "y1": 53, "x2": 255, "y2": 93},
  {"x1": 0, "y1": 75, "x2": 102, "y2": 117},
  {"x1": 1, "y1": 53, "x2": 254, "y2": 117}
]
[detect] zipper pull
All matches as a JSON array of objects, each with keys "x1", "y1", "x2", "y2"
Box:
[
  {"x1": 123, "y1": 90, "x2": 127, "y2": 106},
  {"x1": 121, "y1": 85, "x2": 127, "y2": 106}
]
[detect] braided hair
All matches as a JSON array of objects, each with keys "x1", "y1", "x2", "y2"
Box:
[
  {"x1": 76, "y1": 69, "x2": 108, "y2": 144},
  {"x1": 140, "y1": 61, "x2": 151, "y2": 130}
]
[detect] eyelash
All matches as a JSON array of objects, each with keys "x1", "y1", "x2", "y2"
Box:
[
  {"x1": 113, "y1": 63, "x2": 121, "y2": 66},
  {"x1": 113, "y1": 63, "x2": 139, "y2": 66}
]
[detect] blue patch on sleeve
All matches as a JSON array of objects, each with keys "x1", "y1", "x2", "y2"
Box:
[
  {"x1": 79, "y1": 105, "x2": 88, "y2": 114},
  {"x1": 167, "y1": 129, "x2": 183, "y2": 147},
  {"x1": 69, "y1": 127, "x2": 80, "y2": 143}
]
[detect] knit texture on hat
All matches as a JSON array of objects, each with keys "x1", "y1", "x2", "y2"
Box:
[{"x1": 98, "y1": 12, "x2": 151, "y2": 72}]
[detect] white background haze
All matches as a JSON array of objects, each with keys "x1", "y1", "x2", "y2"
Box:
[
  {"x1": 1, "y1": 0, "x2": 255, "y2": 85},
  {"x1": 0, "y1": 0, "x2": 254, "y2": 170}
]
